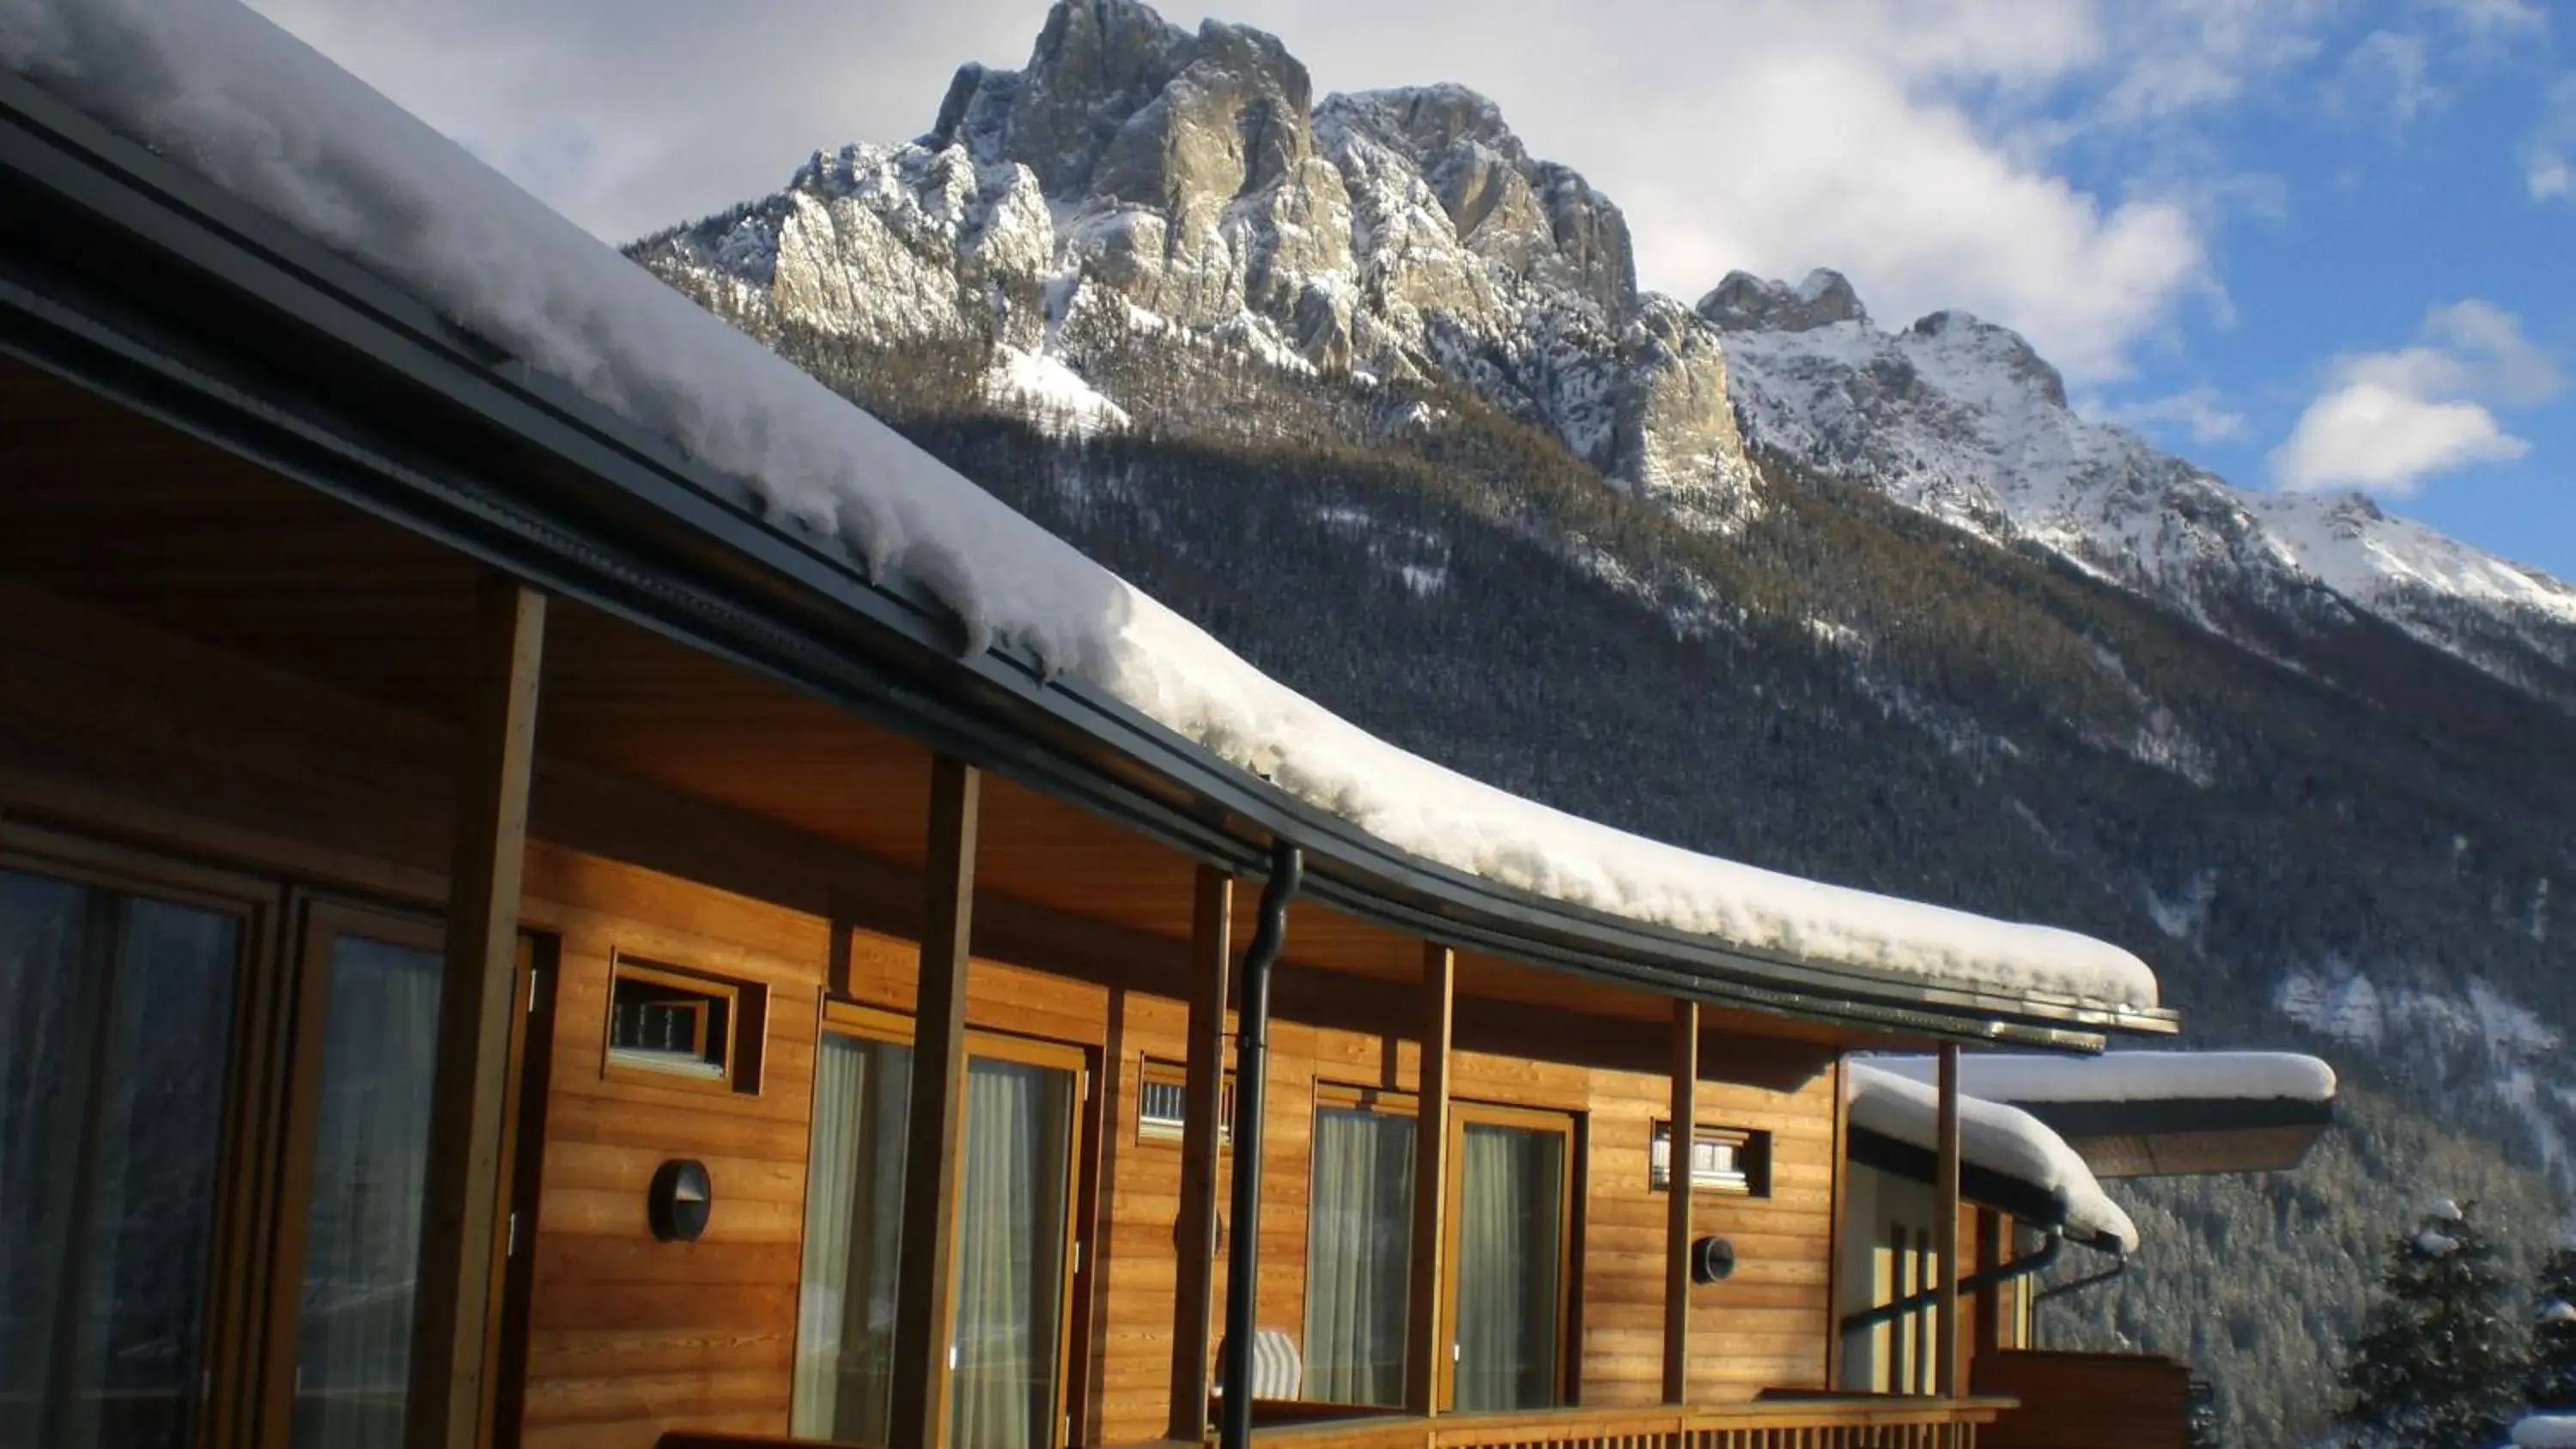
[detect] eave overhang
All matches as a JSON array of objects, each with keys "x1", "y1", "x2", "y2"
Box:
[{"x1": 0, "y1": 73, "x2": 2180, "y2": 1050}]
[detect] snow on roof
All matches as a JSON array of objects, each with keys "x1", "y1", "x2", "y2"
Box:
[
  {"x1": 2515, "y1": 1416, "x2": 2576, "y2": 1449},
  {"x1": 1846, "y1": 1063, "x2": 2139, "y2": 1252},
  {"x1": 0, "y1": 0, "x2": 2166, "y2": 1009},
  {"x1": 1870, "y1": 1051, "x2": 2336, "y2": 1106}
]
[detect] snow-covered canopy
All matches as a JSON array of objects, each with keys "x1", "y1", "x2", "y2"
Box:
[
  {"x1": 1869, "y1": 1051, "x2": 2336, "y2": 1106},
  {"x1": 1846, "y1": 1063, "x2": 2138, "y2": 1252},
  {"x1": 0, "y1": 0, "x2": 2166, "y2": 1009},
  {"x1": 2514, "y1": 1416, "x2": 2576, "y2": 1449}
]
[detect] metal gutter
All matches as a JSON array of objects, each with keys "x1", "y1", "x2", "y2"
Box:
[{"x1": 0, "y1": 71, "x2": 2178, "y2": 1046}]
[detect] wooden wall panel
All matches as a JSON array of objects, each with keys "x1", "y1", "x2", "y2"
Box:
[{"x1": 0, "y1": 572, "x2": 1846, "y2": 1448}]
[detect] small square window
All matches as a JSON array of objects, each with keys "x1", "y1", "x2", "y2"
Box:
[
  {"x1": 1138, "y1": 1058, "x2": 1232, "y2": 1146},
  {"x1": 1650, "y1": 1121, "x2": 1768, "y2": 1196},
  {"x1": 605, "y1": 956, "x2": 763, "y2": 1094}
]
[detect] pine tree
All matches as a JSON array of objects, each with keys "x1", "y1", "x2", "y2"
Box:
[
  {"x1": 2338, "y1": 1200, "x2": 2527, "y2": 1449},
  {"x1": 2531, "y1": 1239, "x2": 2576, "y2": 1412}
]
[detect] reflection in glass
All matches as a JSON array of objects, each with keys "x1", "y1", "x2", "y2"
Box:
[
  {"x1": 0, "y1": 870, "x2": 239, "y2": 1449},
  {"x1": 289, "y1": 934, "x2": 443, "y2": 1449}
]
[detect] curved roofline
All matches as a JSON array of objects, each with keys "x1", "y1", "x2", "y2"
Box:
[{"x1": 0, "y1": 72, "x2": 2176, "y2": 1047}]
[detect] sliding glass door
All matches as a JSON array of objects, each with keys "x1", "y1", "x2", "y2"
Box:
[
  {"x1": 948, "y1": 1055, "x2": 1077, "y2": 1449},
  {"x1": 1443, "y1": 1106, "x2": 1573, "y2": 1413},
  {"x1": 1302, "y1": 1094, "x2": 1415, "y2": 1406},
  {"x1": 794, "y1": 1016, "x2": 1083, "y2": 1449},
  {"x1": 793, "y1": 1034, "x2": 913, "y2": 1442},
  {"x1": 0, "y1": 865, "x2": 244, "y2": 1449},
  {"x1": 280, "y1": 908, "x2": 446, "y2": 1449}
]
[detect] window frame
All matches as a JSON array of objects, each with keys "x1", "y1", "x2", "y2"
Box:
[
  {"x1": 0, "y1": 823, "x2": 280, "y2": 1449},
  {"x1": 1647, "y1": 1119, "x2": 1770, "y2": 1197},
  {"x1": 805, "y1": 999, "x2": 1091, "y2": 1449},
  {"x1": 603, "y1": 952, "x2": 766, "y2": 1095},
  {"x1": 1437, "y1": 1100, "x2": 1580, "y2": 1413}
]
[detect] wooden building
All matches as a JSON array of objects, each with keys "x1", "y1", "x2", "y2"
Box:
[{"x1": 0, "y1": 20, "x2": 2196, "y2": 1449}]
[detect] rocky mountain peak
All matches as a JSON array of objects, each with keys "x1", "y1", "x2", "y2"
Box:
[
  {"x1": 1318, "y1": 85, "x2": 1634, "y2": 314},
  {"x1": 1697, "y1": 268, "x2": 1868, "y2": 333},
  {"x1": 1901, "y1": 309, "x2": 2068, "y2": 409}
]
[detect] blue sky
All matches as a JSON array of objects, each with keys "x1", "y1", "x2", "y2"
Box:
[{"x1": 247, "y1": 0, "x2": 2576, "y2": 579}]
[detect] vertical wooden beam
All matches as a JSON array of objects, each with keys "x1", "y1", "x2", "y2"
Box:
[
  {"x1": 1168, "y1": 867, "x2": 1233, "y2": 1440},
  {"x1": 888, "y1": 757, "x2": 980, "y2": 1449},
  {"x1": 1972, "y1": 1207, "x2": 2002, "y2": 1365},
  {"x1": 404, "y1": 575, "x2": 544, "y2": 1449},
  {"x1": 1824, "y1": 1055, "x2": 1851, "y2": 1391},
  {"x1": 1662, "y1": 999, "x2": 1699, "y2": 1404},
  {"x1": 1402, "y1": 942, "x2": 1455, "y2": 1416},
  {"x1": 1934, "y1": 1043, "x2": 1963, "y2": 1399}
]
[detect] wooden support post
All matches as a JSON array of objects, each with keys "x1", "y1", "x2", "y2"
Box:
[
  {"x1": 1972, "y1": 1207, "x2": 2002, "y2": 1363},
  {"x1": 1935, "y1": 1043, "x2": 1963, "y2": 1399},
  {"x1": 1402, "y1": 943, "x2": 1455, "y2": 1416},
  {"x1": 888, "y1": 757, "x2": 980, "y2": 1449},
  {"x1": 404, "y1": 575, "x2": 544, "y2": 1449},
  {"x1": 1824, "y1": 1055, "x2": 1852, "y2": 1391},
  {"x1": 1663, "y1": 998, "x2": 1699, "y2": 1404},
  {"x1": 1169, "y1": 866, "x2": 1233, "y2": 1440}
]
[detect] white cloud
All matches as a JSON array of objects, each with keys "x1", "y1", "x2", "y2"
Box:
[
  {"x1": 2271, "y1": 300, "x2": 2559, "y2": 495},
  {"x1": 235, "y1": 0, "x2": 2352, "y2": 384},
  {"x1": 2098, "y1": 385, "x2": 2248, "y2": 443},
  {"x1": 2528, "y1": 72, "x2": 2576, "y2": 202},
  {"x1": 2336, "y1": 31, "x2": 2439, "y2": 128}
]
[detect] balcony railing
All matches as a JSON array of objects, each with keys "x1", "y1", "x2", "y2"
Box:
[{"x1": 659, "y1": 1393, "x2": 2010, "y2": 1449}]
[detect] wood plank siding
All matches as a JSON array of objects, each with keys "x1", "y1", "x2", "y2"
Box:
[{"x1": 0, "y1": 359, "x2": 1846, "y2": 1449}]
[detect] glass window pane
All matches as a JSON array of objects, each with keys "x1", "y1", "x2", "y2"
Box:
[
  {"x1": 0, "y1": 870, "x2": 239, "y2": 1449},
  {"x1": 1303, "y1": 1106, "x2": 1414, "y2": 1406},
  {"x1": 1454, "y1": 1121, "x2": 1565, "y2": 1412},
  {"x1": 793, "y1": 1034, "x2": 914, "y2": 1444},
  {"x1": 951, "y1": 1058, "x2": 1072, "y2": 1449},
  {"x1": 289, "y1": 933, "x2": 443, "y2": 1449}
]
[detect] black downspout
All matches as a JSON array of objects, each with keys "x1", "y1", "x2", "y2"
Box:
[
  {"x1": 1839, "y1": 1228, "x2": 2065, "y2": 1337},
  {"x1": 1219, "y1": 840, "x2": 1303, "y2": 1449}
]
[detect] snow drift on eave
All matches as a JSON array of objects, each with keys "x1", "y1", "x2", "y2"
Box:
[
  {"x1": 1846, "y1": 1064, "x2": 2139, "y2": 1253},
  {"x1": 2517, "y1": 1416, "x2": 2576, "y2": 1449},
  {"x1": 0, "y1": 0, "x2": 2161, "y2": 1009},
  {"x1": 1868, "y1": 1051, "x2": 2336, "y2": 1106}
]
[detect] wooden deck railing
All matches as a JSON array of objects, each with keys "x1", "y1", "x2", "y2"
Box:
[
  {"x1": 1971, "y1": 1349, "x2": 2190, "y2": 1449},
  {"x1": 659, "y1": 1393, "x2": 2010, "y2": 1449}
]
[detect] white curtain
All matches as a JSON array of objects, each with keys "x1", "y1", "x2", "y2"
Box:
[
  {"x1": 793, "y1": 1035, "x2": 912, "y2": 1443},
  {"x1": 290, "y1": 936, "x2": 443, "y2": 1449},
  {"x1": 0, "y1": 875, "x2": 234, "y2": 1449},
  {"x1": 1302, "y1": 1107, "x2": 1414, "y2": 1406},
  {"x1": 949, "y1": 1059, "x2": 1071, "y2": 1449},
  {"x1": 1453, "y1": 1123, "x2": 1564, "y2": 1412}
]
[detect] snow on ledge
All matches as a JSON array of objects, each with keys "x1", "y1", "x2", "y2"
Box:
[
  {"x1": 1868, "y1": 1052, "x2": 2335, "y2": 1106},
  {"x1": 1847, "y1": 1064, "x2": 2138, "y2": 1253},
  {"x1": 0, "y1": 0, "x2": 2163, "y2": 1010},
  {"x1": 2514, "y1": 1416, "x2": 2576, "y2": 1449}
]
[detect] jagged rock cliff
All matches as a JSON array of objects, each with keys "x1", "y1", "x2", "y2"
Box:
[{"x1": 632, "y1": 0, "x2": 1756, "y2": 525}]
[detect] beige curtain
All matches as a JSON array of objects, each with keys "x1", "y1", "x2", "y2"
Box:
[
  {"x1": 290, "y1": 935, "x2": 444, "y2": 1449},
  {"x1": 949, "y1": 1059, "x2": 1072, "y2": 1449},
  {"x1": 1453, "y1": 1123, "x2": 1564, "y2": 1412},
  {"x1": 793, "y1": 1035, "x2": 912, "y2": 1443},
  {"x1": 1302, "y1": 1106, "x2": 1414, "y2": 1405},
  {"x1": 1, "y1": 874, "x2": 237, "y2": 1449}
]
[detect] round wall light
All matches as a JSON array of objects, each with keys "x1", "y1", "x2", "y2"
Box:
[
  {"x1": 648, "y1": 1158, "x2": 714, "y2": 1243},
  {"x1": 1690, "y1": 1235, "x2": 1737, "y2": 1285}
]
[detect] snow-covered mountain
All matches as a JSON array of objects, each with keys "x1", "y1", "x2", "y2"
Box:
[
  {"x1": 1706, "y1": 270, "x2": 2576, "y2": 704},
  {"x1": 632, "y1": 0, "x2": 2573, "y2": 710}
]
